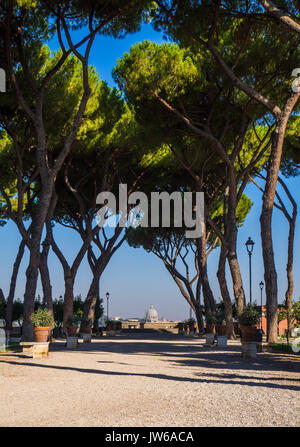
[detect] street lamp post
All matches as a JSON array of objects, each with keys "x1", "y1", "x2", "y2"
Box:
[
  {"x1": 245, "y1": 237, "x2": 255, "y2": 305},
  {"x1": 259, "y1": 281, "x2": 264, "y2": 330},
  {"x1": 106, "y1": 292, "x2": 110, "y2": 324}
]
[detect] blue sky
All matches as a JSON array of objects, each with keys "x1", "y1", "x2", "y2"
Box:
[{"x1": 0, "y1": 23, "x2": 299, "y2": 321}]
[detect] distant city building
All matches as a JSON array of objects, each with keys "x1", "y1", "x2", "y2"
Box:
[
  {"x1": 145, "y1": 304, "x2": 159, "y2": 323},
  {"x1": 106, "y1": 304, "x2": 182, "y2": 332}
]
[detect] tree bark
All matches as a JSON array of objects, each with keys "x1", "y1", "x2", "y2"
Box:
[
  {"x1": 5, "y1": 239, "x2": 26, "y2": 330},
  {"x1": 22, "y1": 186, "x2": 53, "y2": 340},
  {"x1": 63, "y1": 273, "x2": 74, "y2": 334},
  {"x1": 39, "y1": 243, "x2": 53, "y2": 316},
  {"x1": 217, "y1": 244, "x2": 235, "y2": 339},
  {"x1": 196, "y1": 234, "x2": 216, "y2": 314},
  {"x1": 81, "y1": 274, "x2": 101, "y2": 326},
  {"x1": 260, "y1": 92, "x2": 299, "y2": 343},
  {"x1": 225, "y1": 187, "x2": 246, "y2": 312},
  {"x1": 80, "y1": 249, "x2": 109, "y2": 331}
]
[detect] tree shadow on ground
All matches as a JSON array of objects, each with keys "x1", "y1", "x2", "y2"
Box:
[
  {"x1": 0, "y1": 358, "x2": 299, "y2": 392},
  {"x1": 50, "y1": 336, "x2": 300, "y2": 375}
]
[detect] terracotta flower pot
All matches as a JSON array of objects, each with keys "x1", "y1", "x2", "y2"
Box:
[
  {"x1": 240, "y1": 325, "x2": 257, "y2": 342},
  {"x1": 216, "y1": 324, "x2": 227, "y2": 336},
  {"x1": 67, "y1": 325, "x2": 78, "y2": 337},
  {"x1": 81, "y1": 326, "x2": 92, "y2": 334},
  {"x1": 206, "y1": 324, "x2": 216, "y2": 334},
  {"x1": 34, "y1": 327, "x2": 50, "y2": 343}
]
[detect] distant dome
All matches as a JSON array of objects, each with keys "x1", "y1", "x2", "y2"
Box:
[{"x1": 146, "y1": 305, "x2": 159, "y2": 322}]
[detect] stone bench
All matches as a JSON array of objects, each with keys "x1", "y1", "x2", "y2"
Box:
[{"x1": 20, "y1": 342, "x2": 50, "y2": 359}]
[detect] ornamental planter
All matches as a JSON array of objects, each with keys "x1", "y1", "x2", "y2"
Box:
[
  {"x1": 216, "y1": 324, "x2": 227, "y2": 336},
  {"x1": 241, "y1": 341, "x2": 257, "y2": 358},
  {"x1": 67, "y1": 325, "x2": 78, "y2": 337},
  {"x1": 240, "y1": 325, "x2": 257, "y2": 342},
  {"x1": 81, "y1": 326, "x2": 92, "y2": 335},
  {"x1": 188, "y1": 325, "x2": 195, "y2": 336},
  {"x1": 206, "y1": 324, "x2": 216, "y2": 334},
  {"x1": 178, "y1": 323, "x2": 184, "y2": 335},
  {"x1": 81, "y1": 333, "x2": 92, "y2": 343},
  {"x1": 205, "y1": 333, "x2": 215, "y2": 346},
  {"x1": 33, "y1": 327, "x2": 50, "y2": 343}
]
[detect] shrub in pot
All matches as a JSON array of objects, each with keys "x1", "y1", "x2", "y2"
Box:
[
  {"x1": 177, "y1": 322, "x2": 184, "y2": 334},
  {"x1": 238, "y1": 304, "x2": 261, "y2": 342},
  {"x1": 111, "y1": 320, "x2": 120, "y2": 334},
  {"x1": 206, "y1": 312, "x2": 217, "y2": 334},
  {"x1": 187, "y1": 318, "x2": 196, "y2": 335},
  {"x1": 106, "y1": 320, "x2": 115, "y2": 334},
  {"x1": 30, "y1": 308, "x2": 54, "y2": 342},
  {"x1": 81, "y1": 318, "x2": 93, "y2": 334},
  {"x1": 66, "y1": 315, "x2": 81, "y2": 337},
  {"x1": 216, "y1": 309, "x2": 227, "y2": 336}
]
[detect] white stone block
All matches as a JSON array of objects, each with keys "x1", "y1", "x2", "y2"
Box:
[
  {"x1": 217, "y1": 335, "x2": 227, "y2": 347},
  {"x1": 66, "y1": 337, "x2": 78, "y2": 349}
]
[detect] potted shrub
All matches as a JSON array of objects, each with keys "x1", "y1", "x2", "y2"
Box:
[
  {"x1": 187, "y1": 318, "x2": 196, "y2": 336},
  {"x1": 81, "y1": 318, "x2": 93, "y2": 334},
  {"x1": 177, "y1": 322, "x2": 184, "y2": 334},
  {"x1": 215, "y1": 308, "x2": 227, "y2": 347},
  {"x1": 183, "y1": 320, "x2": 189, "y2": 336},
  {"x1": 238, "y1": 304, "x2": 261, "y2": 342},
  {"x1": 116, "y1": 320, "x2": 122, "y2": 333},
  {"x1": 216, "y1": 308, "x2": 227, "y2": 336},
  {"x1": 30, "y1": 309, "x2": 54, "y2": 343},
  {"x1": 206, "y1": 312, "x2": 217, "y2": 334},
  {"x1": 105, "y1": 320, "x2": 114, "y2": 336},
  {"x1": 204, "y1": 312, "x2": 217, "y2": 346},
  {"x1": 80, "y1": 318, "x2": 93, "y2": 342},
  {"x1": 66, "y1": 315, "x2": 81, "y2": 337}
]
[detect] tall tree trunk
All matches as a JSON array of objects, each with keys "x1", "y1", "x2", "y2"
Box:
[
  {"x1": 194, "y1": 299, "x2": 205, "y2": 334},
  {"x1": 39, "y1": 244, "x2": 53, "y2": 316},
  {"x1": 260, "y1": 92, "x2": 299, "y2": 343},
  {"x1": 282, "y1": 182, "x2": 297, "y2": 337},
  {"x1": 63, "y1": 272, "x2": 74, "y2": 334},
  {"x1": 81, "y1": 273, "x2": 102, "y2": 327},
  {"x1": 168, "y1": 268, "x2": 205, "y2": 334},
  {"x1": 22, "y1": 185, "x2": 53, "y2": 340},
  {"x1": 217, "y1": 244, "x2": 235, "y2": 339},
  {"x1": 5, "y1": 239, "x2": 26, "y2": 330},
  {"x1": 80, "y1": 254, "x2": 108, "y2": 330},
  {"x1": 226, "y1": 222, "x2": 246, "y2": 312},
  {"x1": 49, "y1": 222, "x2": 92, "y2": 335},
  {"x1": 196, "y1": 232, "x2": 216, "y2": 314}
]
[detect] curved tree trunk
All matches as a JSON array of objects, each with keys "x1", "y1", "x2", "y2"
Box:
[
  {"x1": 217, "y1": 244, "x2": 235, "y2": 339},
  {"x1": 196, "y1": 235, "x2": 216, "y2": 314},
  {"x1": 5, "y1": 239, "x2": 26, "y2": 330},
  {"x1": 80, "y1": 253, "x2": 108, "y2": 331},
  {"x1": 63, "y1": 273, "x2": 74, "y2": 334},
  {"x1": 260, "y1": 93, "x2": 299, "y2": 343},
  {"x1": 39, "y1": 244, "x2": 53, "y2": 316},
  {"x1": 22, "y1": 189, "x2": 53, "y2": 340},
  {"x1": 226, "y1": 221, "x2": 246, "y2": 312},
  {"x1": 81, "y1": 273, "x2": 102, "y2": 327},
  {"x1": 194, "y1": 299, "x2": 205, "y2": 334},
  {"x1": 281, "y1": 181, "x2": 297, "y2": 337}
]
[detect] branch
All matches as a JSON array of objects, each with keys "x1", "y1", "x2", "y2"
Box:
[{"x1": 260, "y1": 0, "x2": 300, "y2": 34}]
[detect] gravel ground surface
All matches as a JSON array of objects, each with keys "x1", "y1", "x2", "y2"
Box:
[{"x1": 0, "y1": 334, "x2": 299, "y2": 427}]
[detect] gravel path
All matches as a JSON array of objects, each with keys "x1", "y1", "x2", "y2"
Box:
[{"x1": 0, "y1": 334, "x2": 299, "y2": 427}]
